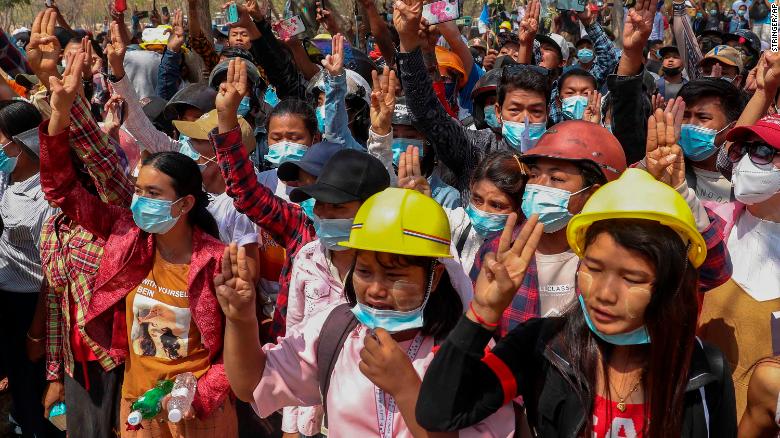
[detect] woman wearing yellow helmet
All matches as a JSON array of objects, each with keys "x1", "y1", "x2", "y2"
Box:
[
  {"x1": 416, "y1": 167, "x2": 736, "y2": 438},
  {"x1": 216, "y1": 188, "x2": 515, "y2": 437}
]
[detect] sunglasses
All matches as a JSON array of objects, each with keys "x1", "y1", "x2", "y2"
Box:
[{"x1": 728, "y1": 141, "x2": 779, "y2": 165}]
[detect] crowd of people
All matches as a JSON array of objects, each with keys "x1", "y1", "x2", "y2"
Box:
[{"x1": 0, "y1": 0, "x2": 778, "y2": 436}]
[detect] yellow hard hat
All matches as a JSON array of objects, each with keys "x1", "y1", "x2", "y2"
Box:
[
  {"x1": 566, "y1": 168, "x2": 707, "y2": 267},
  {"x1": 499, "y1": 21, "x2": 512, "y2": 30},
  {"x1": 340, "y1": 188, "x2": 452, "y2": 258}
]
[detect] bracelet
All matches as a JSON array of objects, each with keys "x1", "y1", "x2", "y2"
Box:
[
  {"x1": 469, "y1": 302, "x2": 499, "y2": 328},
  {"x1": 27, "y1": 332, "x2": 44, "y2": 342}
]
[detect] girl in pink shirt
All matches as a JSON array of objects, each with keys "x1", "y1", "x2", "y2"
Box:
[{"x1": 216, "y1": 188, "x2": 515, "y2": 437}]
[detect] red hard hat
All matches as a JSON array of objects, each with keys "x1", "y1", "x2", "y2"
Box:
[{"x1": 520, "y1": 120, "x2": 627, "y2": 182}]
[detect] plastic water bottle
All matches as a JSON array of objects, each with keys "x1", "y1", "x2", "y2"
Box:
[
  {"x1": 166, "y1": 372, "x2": 198, "y2": 423},
  {"x1": 127, "y1": 379, "x2": 174, "y2": 427}
]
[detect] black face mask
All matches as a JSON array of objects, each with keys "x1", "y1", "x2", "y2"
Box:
[{"x1": 664, "y1": 66, "x2": 683, "y2": 76}]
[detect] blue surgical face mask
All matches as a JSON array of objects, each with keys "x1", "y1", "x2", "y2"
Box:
[
  {"x1": 317, "y1": 218, "x2": 354, "y2": 251},
  {"x1": 391, "y1": 138, "x2": 425, "y2": 166},
  {"x1": 264, "y1": 141, "x2": 308, "y2": 166},
  {"x1": 521, "y1": 184, "x2": 590, "y2": 233},
  {"x1": 179, "y1": 140, "x2": 214, "y2": 172},
  {"x1": 502, "y1": 119, "x2": 546, "y2": 152},
  {"x1": 561, "y1": 95, "x2": 588, "y2": 120},
  {"x1": 465, "y1": 203, "x2": 509, "y2": 238},
  {"x1": 484, "y1": 105, "x2": 501, "y2": 129},
  {"x1": 738, "y1": 9, "x2": 746, "y2": 16},
  {"x1": 579, "y1": 296, "x2": 650, "y2": 345},
  {"x1": 0, "y1": 143, "x2": 19, "y2": 174},
  {"x1": 299, "y1": 198, "x2": 317, "y2": 225},
  {"x1": 316, "y1": 105, "x2": 326, "y2": 133},
  {"x1": 237, "y1": 96, "x2": 251, "y2": 117},
  {"x1": 215, "y1": 43, "x2": 225, "y2": 53},
  {"x1": 577, "y1": 48, "x2": 595, "y2": 63},
  {"x1": 351, "y1": 300, "x2": 427, "y2": 333},
  {"x1": 679, "y1": 123, "x2": 726, "y2": 162},
  {"x1": 130, "y1": 194, "x2": 183, "y2": 234},
  {"x1": 350, "y1": 268, "x2": 434, "y2": 333},
  {"x1": 264, "y1": 87, "x2": 280, "y2": 107}
]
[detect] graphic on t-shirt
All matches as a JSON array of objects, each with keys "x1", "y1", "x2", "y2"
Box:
[{"x1": 130, "y1": 279, "x2": 191, "y2": 360}]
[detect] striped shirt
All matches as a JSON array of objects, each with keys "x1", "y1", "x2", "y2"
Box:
[{"x1": 0, "y1": 172, "x2": 59, "y2": 292}]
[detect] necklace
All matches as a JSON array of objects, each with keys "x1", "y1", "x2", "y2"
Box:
[{"x1": 614, "y1": 377, "x2": 642, "y2": 412}]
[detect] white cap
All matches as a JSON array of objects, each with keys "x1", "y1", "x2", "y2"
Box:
[
  {"x1": 168, "y1": 408, "x2": 183, "y2": 423},
  {"x1": 127, "y1": 410, "x2": 143, "y2": 426}
]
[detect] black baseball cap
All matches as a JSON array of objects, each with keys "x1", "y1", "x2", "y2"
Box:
[
  {"x1": 289, "y1": 149, "x2": 391, "y2": 204},
  {"x1": 278, "y1": 141, "x2": 344, "y2": 182},
  {"x1": 659, "y1": 45, "x2": 680, "y2": 58},
  {"x1": 165, "y1": 83, "x2": 217, "y2": 120}
]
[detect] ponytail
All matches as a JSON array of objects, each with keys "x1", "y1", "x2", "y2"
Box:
[{"x1": 143, "y1": 152, "x2": 220, "y2": 240}]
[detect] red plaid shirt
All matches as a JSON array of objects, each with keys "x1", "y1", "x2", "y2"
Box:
[
  {"x1": 470, "y1": 207, "x2": 732, "y2": 337},
  {"x1": 42, "y1": 94, "x2": 134, "y2": 380},
  {"x1": 211, "y1": 126, "x2": 316, "y2": 338}
]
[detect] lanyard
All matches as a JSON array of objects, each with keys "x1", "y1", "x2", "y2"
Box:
[{"x1": 374, "y1": 332, "x2": 424, "y2": 438}]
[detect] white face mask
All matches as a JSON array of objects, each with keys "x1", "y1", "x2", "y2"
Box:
[{"x1": 732, "y1": 154, "x2": 780, "y2": 204}]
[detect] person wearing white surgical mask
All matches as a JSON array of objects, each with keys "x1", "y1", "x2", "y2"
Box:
[{"x1": 699, "y1": 115, "x2": 780, "y2": 419}]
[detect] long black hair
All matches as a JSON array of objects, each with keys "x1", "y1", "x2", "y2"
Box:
[
  {"x1": 550, "y1": 218, "x2": 699, "y2": 438},
  {"x1": 142, "y1": 152, "x2": 220, "y2": 239},
  {"x1": 343, "y1": 252, "x2": 463, "y2": 341},
  {"x1": 0, "y1": 100, "x2": 43, "y2": 140},
  {"x1": 470, "y1": 150, "x2": 528, "y2": 208},
  {"x1": 266, "y1": 98, "x2": 318, "y2": 139}
]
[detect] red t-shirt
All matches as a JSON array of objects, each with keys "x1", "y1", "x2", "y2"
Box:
[{"x1": 592, "y1": 394, "x2": 646, "y2": 437}]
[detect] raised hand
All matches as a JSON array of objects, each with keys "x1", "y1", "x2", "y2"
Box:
[
  {"x1": 622, "y1": 0, "x2": 658, "y2": 53},
  {"x1": 470, "y1": 214, "x2": 544, "y2": 327},
  {"x1": 106, "y1": 21, "x2": 127, "y2": 77},
  {"x1": 165, "y1": 9, "x2": 185, "y2": 53},
  {"x1": 214, "y1": 243, "x2": 257, "y2": 323},
  {"x1": 245, "y1": 0, "x2": 269, "y2": 21},
  {"x1": 482, "y1": 48, "x2": 499, "y2": 70},
  {"x1": 518, "y1": 0, "x2": 540, "y2": 45},
  {"x1": 370, "y1": 67, "x2": 397, "y2": 135},
  {"x1": 651, "y1": 93, "x2": 665, "y2": 112},
  {"x1": 316, "y1": 0, "x2": 341, "y2": 35},
  {"x1": 102, "y1": 94, "x2": 126, "y2": 137},
  {"x1": 321, "y1": 33, "x2": 345, "y2": 76},
  {"x1": 578, "y1": 2, "x2": 596, "y2": 26},
  {"x1": 49, "y1": 51, "x2": 85, "y2": 115},
  {"x1": 760, "y1": 51, "x2": 780, "y2": 94},
  {"x1": 417, "y1": 18, "x2": 440, "y2": 53},
  {"x1": 393, "y1": 0, "x2": 422, "y2": 49},
  {"x1": 216, "y1": 58, "x2": 248, "y2": 131},
  {"x1": 663, "y1": 95, "x2": 685, "y2": 143},
  {"x1": 27, "y1": 9, "x2": 62, "y2": 82},
  {"x1": 583, "y1": 91, "x2": 602, "y2": 124},
  {"x1": 397, "y1": 146, "x2": 431, "y2": 197},
  {"x1": 359, "y1": 328, "x2": 420, "y2": 397},
  {"x1": 48, "y1": 51, "x2": 85, "y2": 136},
  {"x1": 645, "y1": 107, "x2": 685, "y2": 188}
]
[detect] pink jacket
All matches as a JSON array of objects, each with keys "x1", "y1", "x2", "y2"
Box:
[
  {"x1": 38, "y1": 123, "x2": 231, "y2": 418},
  {"x1": 253, "y1": 304, "x2": 515, "y2": 437},
  {"x1": 283, "y1": 240, "x2": 346, "y2": 435}
]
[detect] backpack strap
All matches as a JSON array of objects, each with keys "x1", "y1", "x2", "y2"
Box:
[
  {"x1": 317, "y1": 303, "x2": 359, "y2": 429},
  {"x1": 455, "y1": 224, "x2": 472, "y2": 258}
]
